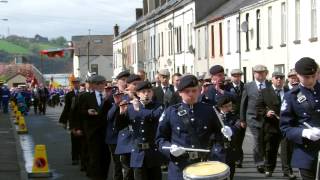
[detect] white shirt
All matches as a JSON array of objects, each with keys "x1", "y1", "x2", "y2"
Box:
[
  {"x1": 255, "y1": 80, "x2": 266, "y2": 90},
  {"x1": 95, "y1": 90, "x2": 104, "y2": 106}
]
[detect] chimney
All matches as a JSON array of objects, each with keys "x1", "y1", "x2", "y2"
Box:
[
  {"x1": 143, "y1": 0, "x2": 148, "y2": 15},
  {"x1": 136, "y1": 8, "x2": 143, "y2": 20},
  {"x1": 113, "y1": 24, "x2": 119, "y2": 37}
]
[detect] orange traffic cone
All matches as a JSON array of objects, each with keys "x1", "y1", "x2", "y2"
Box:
[
  {"x1": 28, "y1": 145, "x2": 53, "y2": 178},
  {"x1": 17, "y1": 116, "x2": 28, "y2": 134}
]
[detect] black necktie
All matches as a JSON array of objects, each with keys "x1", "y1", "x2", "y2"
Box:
[
  {"x1": 99, "y1": 93, "x2": 103, "y2": 107},
  {"x1": 259, "y1": 83, "x2": 263, "y2": 90},
  {"x1": 276, "y1": 89, "x2": 281, "y2": 102}
]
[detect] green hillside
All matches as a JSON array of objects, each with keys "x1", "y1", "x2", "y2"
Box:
[{"x1": 0, "y1": 40, "x2": 30, "y2": 54}]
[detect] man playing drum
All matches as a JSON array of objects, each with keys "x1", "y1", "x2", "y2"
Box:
[{"x1": 156, "y1": 74, "x2": 235, "y2": 180}]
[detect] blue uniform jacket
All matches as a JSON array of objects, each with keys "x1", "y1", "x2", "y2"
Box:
[
  {"x1": 280, "y1": 82, "x2": 320, "y2": 170},
  {"x1": 1, "y1": 88, "x2": 10, "y2": 102},
  {"x1": 115, "y1": 101, "x2": 164, "y2": 168},
  {"x1": 156, "y1": 102, "x2": 227, "y2": 180},
  {"x1": 199, "y1": 84, "x2": 236, "y2": 105}
]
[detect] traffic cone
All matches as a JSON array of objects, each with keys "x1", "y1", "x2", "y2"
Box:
[
  {"x1": 14, "y1": 112, "x2": 21, "y2": 124},
  {"x1": 28, "y1": 145, "x2": 53, "y2": 178},
  {"x1": 17, "y1": 116, "x2": 28, "y2": 134}
]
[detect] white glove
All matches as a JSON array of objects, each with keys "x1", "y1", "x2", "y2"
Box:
[
  {"x1": 170, "y1": 144, "x2": 185, "y2": 157},
  {"x1": 221, "y1": 126, "x2": 233, "y2": 140},
  {"x1": 302, "y1": 128, "x2": 320, "y2": 141}
]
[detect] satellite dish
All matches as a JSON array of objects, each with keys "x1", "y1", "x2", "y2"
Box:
[{"x1": 241, "y1": 21, "x2": 248, "y2": 32}]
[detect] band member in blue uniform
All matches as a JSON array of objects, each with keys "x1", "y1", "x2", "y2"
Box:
[
  {"x1": 281, "y1": 57, "x2": 320, "y2": 180},
  {"x1": 116, "y1": 81, "x2": 164, "y2": 180},
  {"x1": 156, "y1": 74, "x2": 234, "y2": 180}
]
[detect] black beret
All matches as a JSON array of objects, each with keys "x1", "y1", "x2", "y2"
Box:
[
  {"x1": 135, "y1": 81, "x2": 152, "y2": 91},
  {"x1": 209, "y1": 65, "x2": 224, "y2": 75},
  {"x1": 116, "y1": 71, "x2": 130, "y2": 80},
  {"x1": 216, "y1": 95, "x2": 233, "y2": 107},
  {"x1": 127, "y1": 74, "x2": 141, "y2": 84},
  {"x1": 177, "y1": 75, "x2": 199, "y2": 91},
  {"x1": 295, "y1": 57, "x2": 319, "y2": 75}
]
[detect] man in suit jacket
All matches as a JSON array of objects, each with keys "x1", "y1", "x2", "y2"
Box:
[
  {"x1": 169, "y1": 73, "x2": 182, "y2": 105},
  {"x1": 229, "y1": 69, "x2": 246, "y2": 168},
  {"x1": 240, "y1": 64, "x2": 271, "y2": 173},
  {"x1": 59, "y1": 77, "x2": 82, "y2": 165},
  {"x1": 153, "y1": 69, "x2": 174, "y2": 107},
  {"x1": 81, "y1": 75, "x2": 111, "y2": 180},
  {"x1": 256, "y1": 71, "x2": 292, "y2": 177}
]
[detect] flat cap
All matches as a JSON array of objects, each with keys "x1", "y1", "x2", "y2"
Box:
[
  {"x1": 209, "y1": 65, "x2": 224, "y2": 75},
  {"x1": 253, "y1": 65, "x2": 268, "y2": 72},
  {"x1": 127, "y1": 74, "x2": 142, "y2": 84},
  {"x1": 177, "y1": 75, "x2": 199, "y2": 91},
  {"x1": 158, "y1": 69, "x2": 170, "y2": 76},
  {"x1": 272, "y1": 71, "x2": 285, "y2": 77},
  {"x1": 135, "y1": 81, "x2": 152, "y2": 91},
  {"x1": 230, "y1": 69, "x2": 243, "y2": 76},
  {"x1": 116, "y1": 71, "x2": 130, "y2": 80},
  {"x1": 287, "y1": 69, "x2": 297, "y2": 77},
  {"x1": 216, "y1": 95, "x2": 234, "y2": 108},
  {"x1": 91, "y1": 75, "x2": 106, "y2": 84},
  {"x1": 295, "y1": 57, "x2": 319, "y2": 75},
  {"x1": 72, "y1": 77, "x2": 81, "y2": 82}
]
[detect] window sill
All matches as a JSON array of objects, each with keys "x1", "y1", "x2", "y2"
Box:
[
  {"x1": 235, "y1": 50, "x2": 240, "y2": 53},
  {"x1": 293, "y1": 40, "x2": 301, "y2": 44},
  {"x1": 280, "y1": 43, "x2": 286, "y2": 47},
  {"x1": 227, "y1": 52, "x2": 231, "y2": 55},
  {"x1": 309, "y1": 37, "x2": 318, "y2": 42},
  {"x1": 267, "y1": 46, "x2": 273, "y2": 49},
  {"x1": 256, "y1": 47, "x2": 261, "y2": 50},
  {"x1": 245, "y1": 49, "x2": 250, "y2": 52}
]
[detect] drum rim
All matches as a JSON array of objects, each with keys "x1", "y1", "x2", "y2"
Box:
[{"x1": 183, "y1": 161, "x2": 230, "y2": 179}]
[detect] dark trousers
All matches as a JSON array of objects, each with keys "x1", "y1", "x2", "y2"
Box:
[
  {"x1": 299, "y1": 168, "x2": 316, "y2": 180},
  {"x1": 80, "y1": 135, "x2": 88, "y2": 170},
  {"x1": 39, "y1": 99, "x2": 46, "y2": 114},
  {"x1": 71, "y1": 132, "x2": 81, "y2": 161},
  {"x1": 280, "y1": 137, "x2": 294, "y2": 174},
  {"x1": 263, "y1": 132, "x2": 281, "y2": 172},
  {"x1": 86, "y1": 132, "x2": 110, "y2": 179},
  {"x1": 120, "y1": 153, "x2": 134, "y2": 180},
  {"x1": 134, "y1": 166, "x2": 162, "y2": 180},
  {"x1": 33, "y1": 98, "x2": 39, "y2": 114},
  {"x1": 234, "y1": 127, "x2": 246, "y2": 164},
  {"x1": 2, "y1": 100, "x2": 8, "y2": 113},
  {"x1": 108, "y1": 144, "x2": 123, "y2": 180},
  {"x1": 249, "y1": 125, "x2": 264, "y2": 166}
]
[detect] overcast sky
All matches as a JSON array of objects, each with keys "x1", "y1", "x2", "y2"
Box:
[{"x1": 0, "y1": 0, "x2": 142, "y2": 40}]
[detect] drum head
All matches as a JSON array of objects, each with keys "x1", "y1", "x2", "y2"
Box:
[{"x1": 183, "y1": 161, "x2": 230, "y2": 180}]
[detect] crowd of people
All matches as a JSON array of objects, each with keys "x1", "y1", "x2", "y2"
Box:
[
  {"x1": 0, "y1": 57, "x2": 317, "y2": 180},
  {"x1": 0, "y1": 83, "x2": 67, "y2": 116}
]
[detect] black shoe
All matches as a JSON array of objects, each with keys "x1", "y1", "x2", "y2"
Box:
[
  {"x1": 265, "y1": 171, "x2": 272, "y2": 177},
  {"x1": 72, "y1": 160, "x2": 79, "y2": 165},
  {"x1": 257, "y1": 166, "x2": 265, "y2": 173},
  {"x1": 283, "y1": 173, "x2": 297, "y2": 180}
]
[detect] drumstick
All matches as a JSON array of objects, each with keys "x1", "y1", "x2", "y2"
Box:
[
  {"x1": 212, "y1": 106, "x2": 231, "y2": 141},
  {"x1": 304, "y1": 122, "x2": 313, "y2": 129},
  {"x1": 162, "y1": 146, "x2": 210, "y2": 153}
]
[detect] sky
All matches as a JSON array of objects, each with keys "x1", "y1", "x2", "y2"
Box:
[{"x1": 0, "y1": 0, "x2": 142, "y2": 40}]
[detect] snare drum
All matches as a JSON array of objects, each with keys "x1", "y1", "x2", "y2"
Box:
[{"x1": 183, "y1": 161, "x2": 230, "y2": 180}]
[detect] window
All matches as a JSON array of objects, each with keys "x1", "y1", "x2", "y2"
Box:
[
  {"x1": 281, "y1": 2, "x2": 287, "y2": 46},
  {"x1": 157, "y1": 33, "x2": 160, "y2": 58},
  {"x1": 274, "y1": 64, "x2": 285, "y2": 74},
  {"x1": 295, "y1": 0, "x2": 301, "y2": 42},
  {"x1": 197, "y1": 29, "x2": 201, "y2": 59},
  {"x1": 219, "y1": 22, "x2": 223, "y2": 56},
  {"x1": 175, "y1": 27, "x2": 182, "y2": 53},
  {"x1": 311, "y1": 0, "x2": 317, "y2": 39},
  {"x1": 161, "y1": 32, "x2": 164, "y2": 56},
  {"x1": 189, "y1": 23, "x2": 193, "y2": 47},
  {"x1": 91, "y1": 64, "x2": 98, "y2": 74},
  {"x1": 204, "y1": 26, "x2": 208, "y2": 58},
  {"x1": 168, "y1": 31, "x2": 171, "y2": 55},
  {"x1": 211, "y1": 25, "x2": 215, "y2": 57},
  {"x1": 227, "y1": 20, "x2": 231, "y2": 54},
  {"x1": 236, "y1": 16, "x2": 240, "y2": 52},
  {"x1": 268, "y1": 7, "x2": 273, "y2": 48},
  {"x1": 153, "y1": 35, "x2": 156, "y2": 58},
  {"x1": 187, "y1": 24, "x2": 190, "y2": 48},
  {"x1": 93, "y1": 39, "x2": 102, "y2": 44},
  {"x1": 245, "y1": 13, "x2": 250, "y2": 51},
  {"x1": 256, "y1": 10, "x2": 261, "y2": 49}
]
